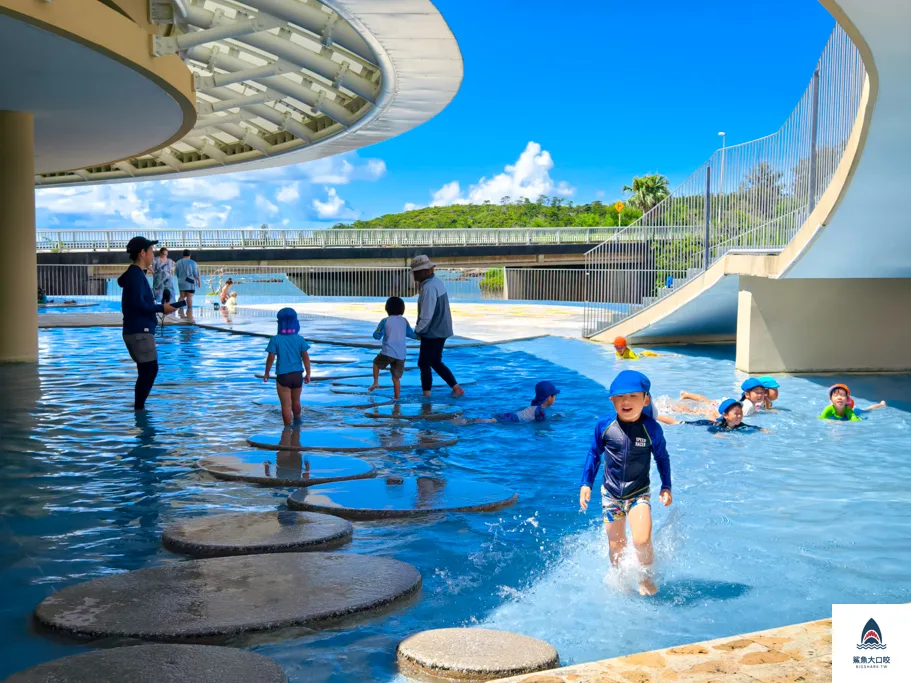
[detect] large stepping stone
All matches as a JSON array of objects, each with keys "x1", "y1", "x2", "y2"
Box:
[
  {"x1": 365, "y1": 403, "x2": 462, "y2": 421},
  {"x1": 162, "y1": 511, "x2": 353, "y2": 557},
  {"x1": 330, "y1": 386, "x2": 397, "y2": 397},
  {"x1": 34, "y1": 553, "x2": 421, "y2": 640},
  {"x1": 310, "y1": 355, "x2": 362, "y2": 365},
  {"x1": 253, "y1": 393, "x2": 393, "y2": 409},
  {"x1": 4, "y1": 644, "x2": 288, "y2": 683},
  {"x1": 248, "y1": 427, "x2": 458, "y2": 453},
  {"x1": 396, "y1": 628, "x2": 559, "y2": 681},
  {"x1": 287, "y1": 477, "x2": 518, "y2": 521},
  {"x1": 198, "y1": 451, "x2": 376, "y2": 487},
  {"x1": 255, "y1": 368, "x2": 372, "y2": 381},
  {"x1": 333, "y1": 375, "x2": 476, "y2": 389}
]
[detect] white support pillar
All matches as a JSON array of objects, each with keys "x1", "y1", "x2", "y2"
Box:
[
  {"x1": 736, "y1": 276, "x2": 911, "y2": 373},
  {"x1": 0, "y1": 111, "x2": 38, "y2": 363}
]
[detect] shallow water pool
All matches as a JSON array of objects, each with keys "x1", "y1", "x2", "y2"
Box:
[{"x1": 1, "y1": 326, "x2": 909, "y2": 681}]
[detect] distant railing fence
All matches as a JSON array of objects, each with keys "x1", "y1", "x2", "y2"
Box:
[
  {"x1": 35, "y1": 228, "x2": 620, "y2": 252},
  {"x1": 583, "y1": 26, "x2": 866, "y2": 337},
  {"x1": 36, "y1": 265, "x2": 586, "y2": 304}
]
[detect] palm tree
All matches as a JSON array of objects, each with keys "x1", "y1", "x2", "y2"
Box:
[{"x1": 622, "y1": 174, "x2": 671, "y2": 214}]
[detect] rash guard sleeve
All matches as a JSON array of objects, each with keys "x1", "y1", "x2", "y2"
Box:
[
  {"x1": 373, "y1": 318, "x2": 387, "y2": 341},
  {"x1": 646, "y1": 420, "x2": 672, "y2": 492},
  {"x1": 580, "y1": 415, "x2": 612, "y2": 488}
]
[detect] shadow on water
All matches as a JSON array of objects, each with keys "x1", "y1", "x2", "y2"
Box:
[{"x1": 649, "y1": 579, "x2": 752, "y2": 607}]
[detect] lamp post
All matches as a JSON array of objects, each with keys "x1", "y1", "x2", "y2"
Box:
[{"x1": 717, "y1": 131, "x2": 726, "y2": 195}]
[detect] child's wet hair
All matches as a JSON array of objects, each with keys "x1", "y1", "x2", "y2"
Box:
[{"x1": 385, "y1": 296, "x2": 406, "y2": 316}]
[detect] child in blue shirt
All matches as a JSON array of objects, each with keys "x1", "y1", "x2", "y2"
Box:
[
  {"x1": 456, "y1": 381, "x2": 560, "y2": 424},
  {"x1": 579, "y1": 370, "x2": 672, "y2": 596},
  {"x1": 369, "y1": 296, "x2": 417, "y2": 400},
  {"x1": 263, "y1": 308, "x2": 311, "y2": 425}
]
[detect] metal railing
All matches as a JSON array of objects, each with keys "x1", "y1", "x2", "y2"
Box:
[
  {"x1": 35, "y1": 228, "x2": 621, "y2": 253},
  {"x1": 583, "y1": 26, "x2": 866, "y2": 337},
  {"x1": 36, "y1": 264, "x2": 586, "y2": 305}
]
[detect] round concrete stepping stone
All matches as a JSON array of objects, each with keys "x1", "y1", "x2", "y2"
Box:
[
  {"x1": 365, "y1": 403, "x2": 462, "y2": 421},
  {"x1": 34, "y1": 553, "x2": 421, "y2": 640},
  {"x1": 287, "y1": 477, "x2": 518, "y2": 520},
  {"x1": 333, "y1": 375, "x2": 476, "y2": 389},
  {"x1": 310, "y1": 355, "x2": 361, "y2": 365},
  {"x1": 198, "y1": 451, "x2": 376, "y2": 487},
  {"x1": 4, "y1": 644, "x2": 288, "y2": 683},
  {"x1": 397, "y1": 628, "x2": 559, "y2": 681},
  {"x1": 248, "y1": 427, "x2": 458, "y2": 453},
  {"x1": 162, "y1": 511, "x2": 352, "y2": 557},
  {"x1": 330, "y1": 386, "x2": 397, "y2": 397},
  {"x1": 253, "y1": 393, "x2": 393, "y2": 409},
  {"x1": 255, "y1": 368, "x2": 372, "y2": 381}
]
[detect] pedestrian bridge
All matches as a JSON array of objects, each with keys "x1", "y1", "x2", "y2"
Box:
[{"x1": 584, "y1": 0, "x2": 911, "y2": 374}]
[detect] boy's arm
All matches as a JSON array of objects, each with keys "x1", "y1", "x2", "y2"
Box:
[
  {"x1": 414, "y1": 286, "x2": 438, "y2": 336},
  {"x1": 580, "y1": 416, "x2": 609, "y2": 488},
  {"x1": 302, "y1": 351, "x2": 311, "y2": 382},
  {"x1": 264, "y1": 352, "x2": 275, "y2": 380},
  {"x1": 405, "y1": 319, "x2": 419, "y2": 339},
  {"x1": 647, "y1": 422, "x2": 672, "y2": 492},
  {"x1": 373, "y1": 318, "x2": 387, "y2": 341}
]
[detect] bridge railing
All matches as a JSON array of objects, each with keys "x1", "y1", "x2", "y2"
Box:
[
  {"x1": 36, "y1": 264, "x2": 587, "y2": 305},
  {"x1": 35, "y1": 228, "x2": 621, "y2": 252},
  {"x1": 583, "y1": 26, "x2": 866, "y2": 337}
]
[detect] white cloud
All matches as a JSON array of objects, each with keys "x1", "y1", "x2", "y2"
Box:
[
  {"x1": 185, "y1": 202, "x2": 231, "y2": 228},
  {"x1": 167, "y1": 176, "x2": 241, "y2": 201},
  {"x1": 36, "y1": 184, "x2": 167, "y2": 227},
  {"x1": 403, "y1": 202, "x2": 421, "y2": 211},
  {"x1": 595, "y1": 190, "x2": 606, "y2": 198},
  {"x1": 255, "y1": 194, "x2": 279, "y2": 215},
  {"x1": 299, "y1": 156, "x2": 387, "y2": 185},
  {"x1": 312, "y1": 187, "x2": 357, "y2": 220},
  {"x1": 415, "y1": 142, "x2": 575, "y2": 208},
  {"x1": 276, "y1": 183, "x2": 299, "y2": 203}
]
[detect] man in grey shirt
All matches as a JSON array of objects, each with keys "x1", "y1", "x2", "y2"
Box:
[
  {"x1": 411, "y1": 255, "x2": 464, "y2": 398},
  {"x1": 175, "y1": 249, "x2": 201, "y2": 317}
]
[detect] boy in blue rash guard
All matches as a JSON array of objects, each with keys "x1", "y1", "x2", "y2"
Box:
[
  {"x1": 678, "y1": 398, "x2": 763, "y2": 434},
  {"x1": 579, "y1": 370, "x2": 672, "y2": 596}
]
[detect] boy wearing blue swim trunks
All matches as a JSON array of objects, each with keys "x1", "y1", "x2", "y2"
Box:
[{"x1": 579, "y1": 370, "x2": 672, "y2": 596}]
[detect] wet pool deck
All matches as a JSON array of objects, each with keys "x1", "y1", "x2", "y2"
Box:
[
  {"x1": 40, "y1": 301, "x2": 583, "y2": 343},
  {"x1": 493, "y1": 617, "x2": 831, "y2": 683}
]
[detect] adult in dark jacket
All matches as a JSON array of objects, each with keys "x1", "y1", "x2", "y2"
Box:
[{"x1": 119, "y1": 237, "x2": 176, "y2": 410}]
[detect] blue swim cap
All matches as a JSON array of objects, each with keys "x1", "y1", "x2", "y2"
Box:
[
  {"x1": 719, "y1": 398, "x2": 743, "y2": 415},
  {"x1": 759, "y1": 376, "x2": 780, "y2": 389},
  {"x1": 741, "y1": 378, "x2": 764, "y2": 392},
  {"x1": 276, "y1": 307, "x2": 300, "y2": 335},
  {"x1": 531, "y1": 381, "x2": 560, "y2": 406},
  {"x1": 609, "y1": 370, "x2": 651, "y2": 397}
]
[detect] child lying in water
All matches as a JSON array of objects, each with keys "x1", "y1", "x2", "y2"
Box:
[
  {"x1": 664, "y1": 398, "x2": 765, "y2": 434},
  {"x1": 456, "y1": 381, "x2": 559, "y2": 424},
  {"x1": 820, "y1": 384, "x2": 886, "y2": 421}
]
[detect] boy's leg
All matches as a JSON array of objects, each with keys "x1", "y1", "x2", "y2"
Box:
[
  {"x1": 603, "y1": 518, "x2": 628, "y2": 567},
  {"x1": 627, "y1": 501, "x2": 657, "y2": 595},
  {"x1": 276, "y1": 383, "x2": 293, "y2": 426},
  {"x1": 291, "y1": 387, "x2": 302, "y2": 421},
  {"x1": 392, "y1": 373, "x2": 401, "y2": 400},
  {"x1": 369, "y1": 360, "x2": 381, "y2": 391},
  {"x1": 680, "y1": 391, "x2": 710, "y2": 403}
]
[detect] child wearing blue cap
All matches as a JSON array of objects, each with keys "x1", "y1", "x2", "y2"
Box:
[
  {"x1": 668, "y1": 398, "x2": 763, "y2": 434},
  {"x1": 579, "y1": 370, "x2": 672, "y2": 596},
  {"x1": 263, "y1": 308, "x2": 312, "y2": 426},
  {"x1": 457, "y1": 381, "x2": 560, "y2": 424},
  {"x1": 680, "y1": 378, "x2": 767, "y2": 417},
  {"x1": 759, "y1": 376, "x2": 780, "y2": 410}
]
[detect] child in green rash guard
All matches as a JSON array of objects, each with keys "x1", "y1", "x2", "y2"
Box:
[{"x1": 820, "y1": 384, "x2": 886, "y2": 421}]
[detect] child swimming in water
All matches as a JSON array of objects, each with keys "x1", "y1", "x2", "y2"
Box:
[
  {"x1": 820, "y1": 384, "x2": 886, "y2": 421},
  {"x1": 759, "y1": 376, "x2": 780, "y2": 410},
  {"x1": 679, "y1": 378, "x2": 767, "y2": 417},
  {"x1": 457, "y1": 381, "x2": 560, "y2": 424},
  {"x1": 613, "y1": 336, "x2": 659, "y2": 360},
  {"x1": 665, "y1": 398, "x2": 764, "y2": 434},
  {"x1": 263, "y1": 308, "x2": 312, "y2": 426},
  {"x1": 579, "y1": 370, "x2": 672, "y2": 596}
]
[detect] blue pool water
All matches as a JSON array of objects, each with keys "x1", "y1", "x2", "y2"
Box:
[{"x1": 1, "y1": 326, "x2": 910, "y2": 681}]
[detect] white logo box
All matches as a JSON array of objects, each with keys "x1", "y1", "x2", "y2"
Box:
[{"x1": 833, "y1": 604, "x2": 911, "y2": 683}]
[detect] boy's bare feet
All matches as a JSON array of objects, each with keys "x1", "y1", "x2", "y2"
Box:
[
  {"x1": 423, "y1": 390, "x2": 432, "y2": 397},
  {"x1": 451, "y1": 385, "x2": 465, "y2": 399},
  {"x1": 367, "y1": 383, "x2": 379, "y2": 393},
  {"x1": 638, "y1": 577, "x2": 658, "y2": 596}
]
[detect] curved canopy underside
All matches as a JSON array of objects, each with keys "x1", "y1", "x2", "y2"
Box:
[{"x1": 37, "y1": 0, "x2": 462, "y2": 186}]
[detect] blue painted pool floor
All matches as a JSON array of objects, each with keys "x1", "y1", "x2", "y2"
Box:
[{"x1": 1, "y1": 327, "x2": 910, "y2": 682}]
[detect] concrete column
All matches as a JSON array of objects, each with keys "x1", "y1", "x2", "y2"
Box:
[
  {"x1": 0, "y1": 112, "x2": 38, "y2": 363},
  {"x1": 736, "y1": 276, "x2": 911, "y2": 374}
]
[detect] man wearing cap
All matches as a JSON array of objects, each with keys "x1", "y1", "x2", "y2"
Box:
[
  {"x1": 410, "y1": 255, "x2": 464, "y2": 398},
  {"x1": 119, "y1": 237, "x2": 176, "y2": 411}
]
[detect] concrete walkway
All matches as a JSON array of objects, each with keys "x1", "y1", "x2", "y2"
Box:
[{"x1": 493, "y1": 617, "x2": 831, "y2": 683}]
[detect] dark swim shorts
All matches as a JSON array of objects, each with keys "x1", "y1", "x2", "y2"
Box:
[{"x1": 276, "y1": 371, "x2": 304, "y2": 389}]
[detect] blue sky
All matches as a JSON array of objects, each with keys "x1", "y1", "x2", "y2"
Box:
[{"x1": 36, "y1": 0, "x2": 835, "y2": 230}]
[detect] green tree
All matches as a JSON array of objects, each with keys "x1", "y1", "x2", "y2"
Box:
[{"x1": 622, "y1": 174, "x2": 671, "y2": 214}]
